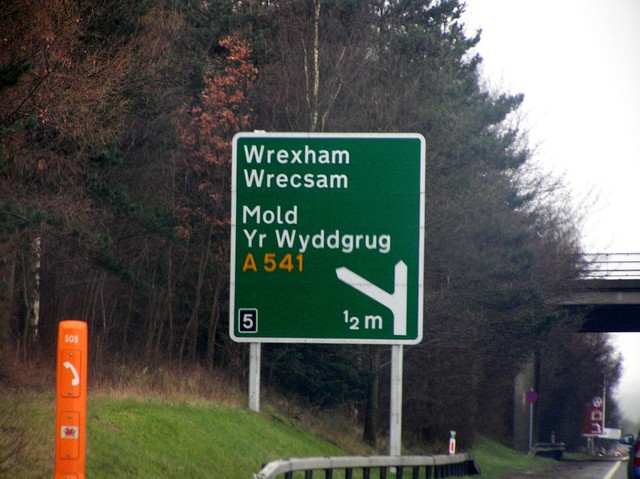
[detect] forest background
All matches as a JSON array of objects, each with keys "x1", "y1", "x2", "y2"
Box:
[{"x1": 0, "y1": 0, "x2": 623, "y2": 451}]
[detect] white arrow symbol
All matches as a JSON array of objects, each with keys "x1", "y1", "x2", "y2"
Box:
[{"x1": 336, "y1": 261, "x2": 408, "y2": 336}]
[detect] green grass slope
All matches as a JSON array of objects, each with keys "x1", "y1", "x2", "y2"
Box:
[
  {"x1": 6, "y1": 393, "x2": 349, "y2": 478},
  {"x1": 4, "y1": 391, "x2": 559, "y2": 479},
  {"x1": 87, "y1": 397, "x2": 346, "y2": 478}
]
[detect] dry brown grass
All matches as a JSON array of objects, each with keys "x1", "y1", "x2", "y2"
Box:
[
  {"x1": 260, "y1": 390, "x2": 380, "y2": 456},
  {"x1": 88, "y1": 360, "x2": 245, "y2": 406},
  {"x1": 0, "y1": 347, "x2": 55, "y2": 393}
]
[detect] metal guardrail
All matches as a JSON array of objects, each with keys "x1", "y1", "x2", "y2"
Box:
[
  {"x1": 253, "y1": 453, "x2": 481, "y2": 479},
  {"x1": 528, "y1": 442, "x2": 565, "y2": 460},
  {"x1": 582, "y1": 253, "x2": 640, "y2": 279}
]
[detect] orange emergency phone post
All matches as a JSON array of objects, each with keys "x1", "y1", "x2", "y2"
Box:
[{"x1": 54, "y1": 320, "x2": 88, "y2": 479}]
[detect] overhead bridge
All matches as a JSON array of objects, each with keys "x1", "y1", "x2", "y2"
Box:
[
  {"x1": 559, "y1": 253, "x2": 640, "y2": 332},
  {"x1": 515, "y1": 253, "x2": 640, "y2": 452}
]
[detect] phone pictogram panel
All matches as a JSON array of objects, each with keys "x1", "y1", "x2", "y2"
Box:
[{"x1": 60, "y1": 350, "x2": 82, "y2": 398}]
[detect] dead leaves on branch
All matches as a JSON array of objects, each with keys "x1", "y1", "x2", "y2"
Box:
[
  {"x1": 179, "y1": 36, "x2": 257, "y2": 168},
  {"x1": 176, "y1": 35, "x2": 257, "y2": 234}
]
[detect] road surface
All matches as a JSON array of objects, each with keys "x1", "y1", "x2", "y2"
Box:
[{"x1": 501, "y1": 459, "x2": 627, "y2": 479}]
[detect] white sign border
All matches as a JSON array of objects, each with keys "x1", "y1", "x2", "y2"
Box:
[{"x1": 230, "y1": 132, "x2": 426, "y2": 345}]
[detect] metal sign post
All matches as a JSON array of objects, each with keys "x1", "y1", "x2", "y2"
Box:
[
  {"x1": 249, "y1": 343, "x2": 261, "y2": 412},
  {"x1": 54, "y1": 320, "x2": 88, "y2": 479},
  {"x1": 390, "y1": 345, "x2": 403, "y2": 456},
  {"x1": 525, "y1": 389, "x2": 538, "y2": 450}
]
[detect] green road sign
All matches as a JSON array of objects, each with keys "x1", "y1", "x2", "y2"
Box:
[{"x1": 230, "y1": 132, "x2": 425, "y2": 344}]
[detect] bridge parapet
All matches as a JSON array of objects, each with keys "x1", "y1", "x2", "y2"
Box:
[
  {"x1": 562, "y1": 253, "x2": 640, "y2": 307},
  {"x1": 583, "y1": 252, "x2": 640, "y2": 280}
]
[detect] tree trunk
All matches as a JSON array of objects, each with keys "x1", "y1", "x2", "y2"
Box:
[
  {"x1": 205, "y1": 278, "x2": 221, "y2": 370},
  {"x1": 156, "y1": 249, "x2": 175, "y2": 360},
  {"x1": 303, "y1": 0, "x2": 321, "y2": 132},
  {"x1": 145, "y1": 286, "x2": 162, "y2": 363},
  {"x1": 21, "y1": 235, "x2": 41, "y2": 355},
  {"x1": 179, "y1": 224, "x2": 213, "y2": 361},
  {"x1": 30, "y1": 235, "x2": 41, "y2": 339},
  {"x1": 0, "y1": 250, "x2": 16, "y2": 351}
]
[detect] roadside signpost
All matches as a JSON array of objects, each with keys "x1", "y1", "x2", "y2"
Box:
[
  {"x1": 230, "y1": 132, "x2": 425, "y2": 344},
  {"x1": 449, "y1": 431, "x2": 457, "y2": 455},
  {"x1": 230, "y1": 132, "x2": 425, "y2": 456}
]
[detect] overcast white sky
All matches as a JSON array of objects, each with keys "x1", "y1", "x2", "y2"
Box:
[{"x1": 461, "y1": 0, "x2": 640, "y2": 423}]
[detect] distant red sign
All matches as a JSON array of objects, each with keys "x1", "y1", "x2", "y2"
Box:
[
  {"x1": 525, "y1": 390, "x2": 538, "y2": 404},
  {"x1": 582, "y1": 401, "x2": 604, "y2": 436}
]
